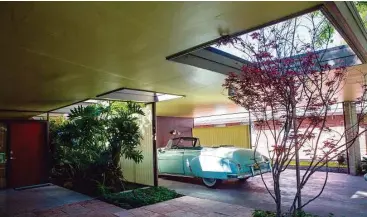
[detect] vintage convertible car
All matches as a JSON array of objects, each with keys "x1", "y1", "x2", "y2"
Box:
[{"x1": 157, "y1": 137, "x2": 272, "y2": 188}]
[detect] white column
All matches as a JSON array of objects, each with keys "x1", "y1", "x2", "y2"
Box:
[{"x1": 343, "y1": 102, "x2": 361, "y2": 175}]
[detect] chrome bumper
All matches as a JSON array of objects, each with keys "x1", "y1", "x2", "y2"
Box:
[{"x1": 230, "y1": 161, "x2": 272, "y2": 179}]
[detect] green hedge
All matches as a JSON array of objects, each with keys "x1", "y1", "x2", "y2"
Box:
[{"x1": 102, "y1": 186, "x2": 182, "y2": 209}]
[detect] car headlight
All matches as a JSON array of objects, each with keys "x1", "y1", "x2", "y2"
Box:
[{"x1": 262, "y1": 155, "x2": 269, "y2": 162}]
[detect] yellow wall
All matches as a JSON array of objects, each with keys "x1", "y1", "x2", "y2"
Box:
[
  {"x1": 193, "y1": 125, "x2": 251, "y2": 148},
  {"x1": 120, "y1": 104, "x2": 154, "y2": 186}
]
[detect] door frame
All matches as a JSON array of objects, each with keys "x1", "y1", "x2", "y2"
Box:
[{"x1": 1, "y1": 120, "x2": 49, "y2": 188}]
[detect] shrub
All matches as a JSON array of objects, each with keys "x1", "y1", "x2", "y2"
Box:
[
  {"x1": 50, "y1": 101, "x2": 145, "y2": 195},
  {"x1": 103, "y1": 186, "x2": 182, "y2": 209}
]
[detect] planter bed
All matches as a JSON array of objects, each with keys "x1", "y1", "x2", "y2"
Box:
[{"x1": 101, "y1": 186, "x2": 183, "y2": 209}]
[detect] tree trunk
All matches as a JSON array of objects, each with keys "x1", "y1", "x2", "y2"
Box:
[
  {"x1": 112, "y1": 146, "x2": 122, "y2": 168},
  {"x1": 292, "y1": 95, "x2": 302, "y2": 210},
  {"x1": 274, "y1": 176, "x2": 282, "y2": 217},
  {"x1": 276, "y1": 199, "x2": 282, "y2": 217},
  {"x1": 294, "y1": 122, "x2": 301, "y2": 210}
]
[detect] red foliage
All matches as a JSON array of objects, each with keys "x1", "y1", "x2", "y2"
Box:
[
  {"x1": 220, "y1": 16, "x2": 366, "y2": 215},
  {"x1": 222, "y1": 30, "x2": 349, "y2": 162},
  {"x1": 273, "y1": 144, "x2": 286, "y2": 156}
]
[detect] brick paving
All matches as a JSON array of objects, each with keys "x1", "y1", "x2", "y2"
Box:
[
  {"x1": 28, "y1": 199, "x2": 125, "y2": 217},
  {"x1": 7, "y1": 196, "x2": 253, "y2": 217},
  {"x1": 114, "y1": 196, "x2": 253, "y2": 217},
  {"x1": 2, "y1": 170, "x2": 366, "y2": 217},
  {"x1": 0, "y1": 182, "x2": 254, "y2": 217}
]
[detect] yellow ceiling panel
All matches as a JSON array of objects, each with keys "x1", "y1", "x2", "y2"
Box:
[
  {"x1": 0, "y1": 2, "x2": 322, "y2": 118},
  {"x1": 0, "y1": 44, "x2": 139, "y2": 111},
  {"x1": 0, "y1": 111, "x2": 43, "y2": 119}
]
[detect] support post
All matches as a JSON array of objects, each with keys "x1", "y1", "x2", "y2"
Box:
[
  {"x1": 151, "y1": 102, "x2": 158, "y2": 186},
  {"x1": 343, "y1": 101, "x2": 361, "y2": 175}
]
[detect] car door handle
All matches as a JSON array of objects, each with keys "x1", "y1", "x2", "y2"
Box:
[{"x1": 10, "y1": 157, "x2": 16, "y2": 160}]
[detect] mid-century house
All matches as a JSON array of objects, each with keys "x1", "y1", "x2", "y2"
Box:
[{"x1": 0, "y1": 1, "x2": 366, "y2": 189}]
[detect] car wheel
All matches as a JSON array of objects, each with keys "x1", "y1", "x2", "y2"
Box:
[
  {"x1": 202, "y1": 178, "x2": 221, "y2": 188},
  {"x1": 238, "y1": 177, "x2": 249, "y2": 182}
]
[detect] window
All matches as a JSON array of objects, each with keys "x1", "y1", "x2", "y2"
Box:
[{"x1": 171, "y1": 138, "x2": 199, "y2": 149}]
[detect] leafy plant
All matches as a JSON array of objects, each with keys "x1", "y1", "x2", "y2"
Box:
[
  {"x1": 50, "y1": 101, "x2": 145, "y2": 195},
  {"x1": 356, "y1": 1, "x2": 367, "y2": 30},
  {"x1": 107, "y1": 102, "x2": 144, "y2": 168},
  {"x1": 95, "y1": 175, "x2": 113, "y2": 196}
]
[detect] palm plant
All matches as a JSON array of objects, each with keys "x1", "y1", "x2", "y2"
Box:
[
  {"x1": 107, "y1": 102, "x2": 144, "y2": 168},
  {"x1": 50, "y1": 101, "x2": 145, "y2": 193}
]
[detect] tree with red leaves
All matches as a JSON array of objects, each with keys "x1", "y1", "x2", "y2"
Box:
[{"x1": 221, "y1": 12, "x2": 367, "y2": 216}]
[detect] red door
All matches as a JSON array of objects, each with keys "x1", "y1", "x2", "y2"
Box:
[{"x1": 8, "y1": 122, "x2": 47, "y2": 188}]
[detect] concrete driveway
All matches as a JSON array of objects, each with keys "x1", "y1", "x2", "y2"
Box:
[
  {"x1": 159, "y1": 170, "x2": 367, "y2": 217},
  {"x1": 0, "y1": 184, "x2": 125, "y2": 217}
]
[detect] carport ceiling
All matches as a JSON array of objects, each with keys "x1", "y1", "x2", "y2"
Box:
[{"x1": 0, "y1": 2, "x2": 322, "y2": 118}]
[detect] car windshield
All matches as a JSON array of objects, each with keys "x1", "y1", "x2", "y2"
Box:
[{"x1": 167, "y1": 137, "x2": 199, "y2": 149}]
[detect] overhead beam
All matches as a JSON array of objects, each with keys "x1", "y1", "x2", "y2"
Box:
[{"x1": 324, "y1": 2, "x2": 367, "y2": 63}]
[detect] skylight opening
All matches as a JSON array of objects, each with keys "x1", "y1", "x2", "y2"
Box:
[
  {"x1": 85, "y1": 99, "x2": 100, "y2": 104},
  {"x1": 34, "y1": 89, "x2": 184, "y2": 117},
  {"x1": 96, "y1": 89, "x2": 183, "y2": 103},
  {"x1": 211, "y1": 10, "x2": 361, "y2": 67},
  {"x1": 156, "y1": 94, "x2": 182, "y2": 102}
]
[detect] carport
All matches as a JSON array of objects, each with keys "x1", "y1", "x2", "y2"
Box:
[
  {"x1": 0, "y1": 3, "x2": 366, "y2": 217},
  {"x1": 0, "y1": 1, "x2": 332, "y2": 191}
]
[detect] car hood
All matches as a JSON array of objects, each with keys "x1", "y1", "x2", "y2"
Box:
[{"x1": 200, "y1": 147, "x2": 263, "y2": 164}]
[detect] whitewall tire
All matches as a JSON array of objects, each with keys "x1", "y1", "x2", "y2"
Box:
[{"x1": 202, "y1": 178, "x2": 221, "y2": 188}]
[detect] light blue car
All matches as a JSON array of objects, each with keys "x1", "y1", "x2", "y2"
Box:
[{"x1": 158, "y1": 137, "x2": 272, "y2": 188}]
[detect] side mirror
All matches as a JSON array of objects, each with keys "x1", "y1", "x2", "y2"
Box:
[{"x1": 158, "y1": 148, "x2": 165, "y2": 153}]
